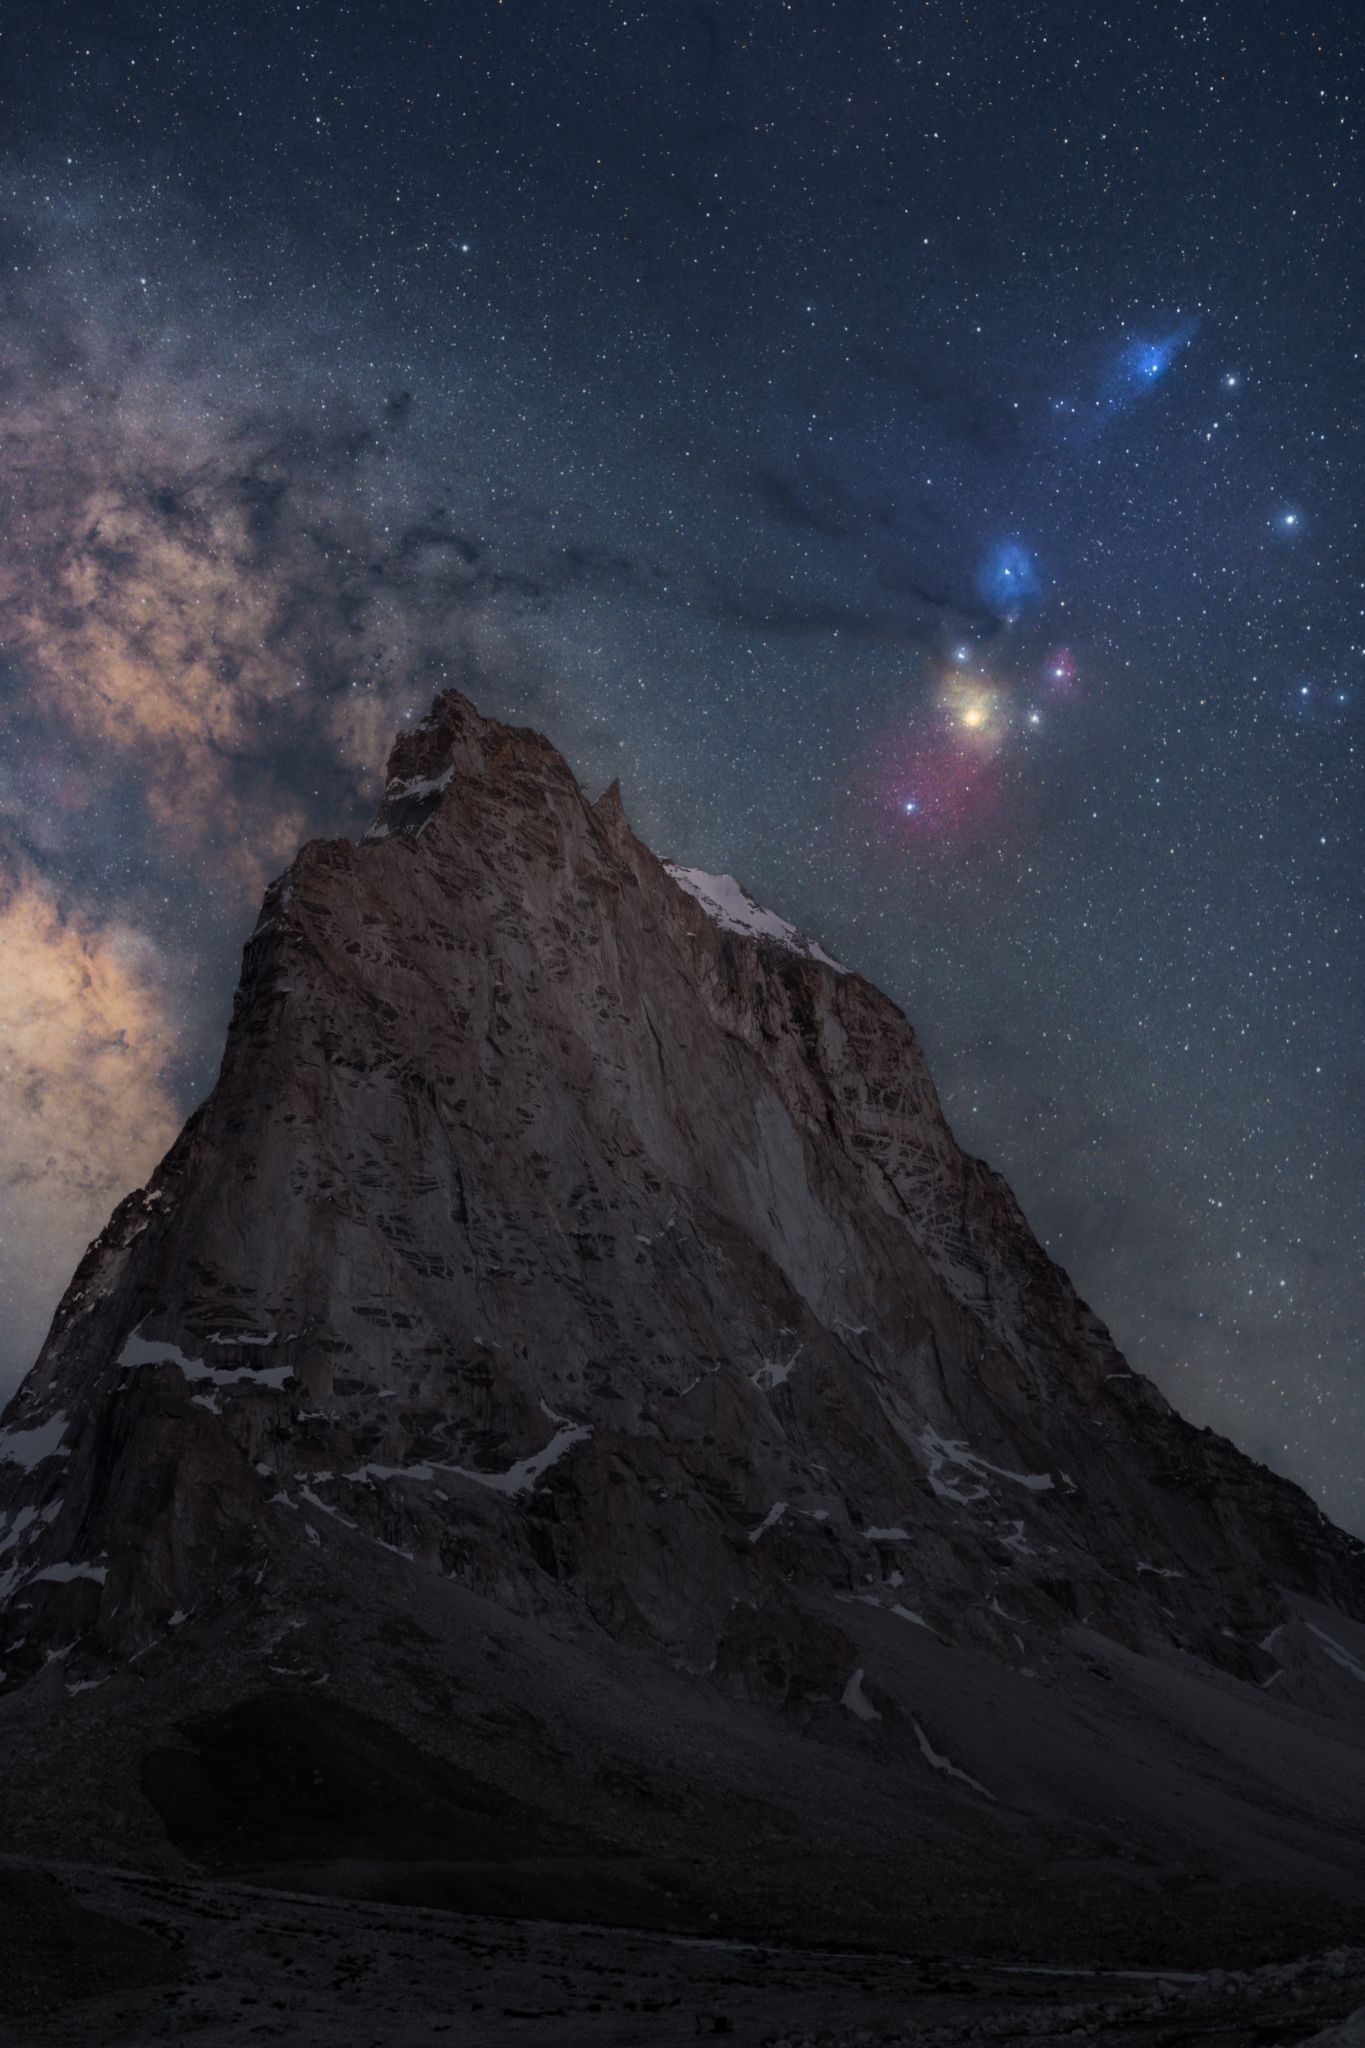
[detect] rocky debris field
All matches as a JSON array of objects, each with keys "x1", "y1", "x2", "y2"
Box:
[{"x1": 6, "y1": 1858, "x2": 1365, "y2": 2048}]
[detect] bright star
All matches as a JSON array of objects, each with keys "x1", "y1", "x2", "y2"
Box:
[
  {"x1": 978, "y1": 542, "x2": 1040, "y2": 615},
  {"x1": 1283, "y1": 511, "x2": 1298, "y2": 528},
  {"x1": 1043, "y1": 647, "x2": 1078, "y2": 692},
  {"x1": 1109, "y1": 320, "x2": 1196, "y2": 405},
  {"x1": 941, "y1": 677, "x2": 1004, "y2": 747}
]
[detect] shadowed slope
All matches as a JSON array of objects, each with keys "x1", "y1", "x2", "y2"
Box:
[{"x1": 1, "y1": 691, "x2": 1363, "y2": 1960}]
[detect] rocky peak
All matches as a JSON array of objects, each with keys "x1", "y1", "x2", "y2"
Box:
[
  {"x1": 2, "y1": 690, "x2": 1364, "y2": 1946},
  {"x1": 660, "y1": 863, "x2": 848, "y2": 971}
]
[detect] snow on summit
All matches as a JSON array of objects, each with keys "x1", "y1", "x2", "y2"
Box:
[{"x1": 662, "y1": 863, "x2": 847, "y2": 972}]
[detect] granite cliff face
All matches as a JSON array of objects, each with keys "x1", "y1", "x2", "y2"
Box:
[{"x1": 2, "y1": 691, "x2": 1364, "y2": 1957}]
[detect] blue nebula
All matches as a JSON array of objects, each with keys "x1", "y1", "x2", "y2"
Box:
[
  {"x1": 1121, "y1": 336, "x2": 1178, "y2": 384},
  {"x1": 978, "y1": 541, "x2": 1041, "y2": 615},
  {"x1": 1106, "y1": 319, "x2": 1197, "y2": 406}
]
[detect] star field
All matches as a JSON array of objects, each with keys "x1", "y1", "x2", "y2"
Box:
[{"x1": 0, "y1": 0, "x2": 1361, "y2": 1528}]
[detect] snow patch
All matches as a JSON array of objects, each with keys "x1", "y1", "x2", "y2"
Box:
[
  {"x1": 748, "y1": 1501, "x2": 788, "y2": 1544},
  {"x1": 0, "y1": 1506, "x2": 38, "y2": 1555},
  {"x1": 0, "y1": 1413, "x2": 70, "y2": 1472},
  {"x1": 919, "y1": 1426, "x2": 1052, "y2": 1506},
  {"x1": 345, "y1": 1418, "x2": 591, "y2": 1499},
  {"x1": 841, "y1": 1667, "x2": 880, "y2": 1722},
  {"x1": 297, "y1": 1482, "x2": 357, "y2": 1529},
  {"x1": 663, "y1": 864, "x2": 847, "y2": 972},
  {"x1": 387, "y1": 765, "x2": 455, "y2": 803},
  {"x1": 674, "y1": 1364, "x2": 721, "y2": 1397},
  {"x1": 751, "y1": 1346, "x2": 801, "y2": 1393},
  {"x1": 30, "y1": 1561, "x2": 106, "y2": 1586},
  {"x1": 866, "y1": 1527, "x2": 910, "y2": 1543},
  {"x1": 118, "y1": 1323, "x2": 292, "y2": 1391},
  {"x1": 345, "y1": 1462, "x2": 433, "y2": 1485},
  {"x1": 445, "y1": 1421, "x2": 592, "y2": 1497},
  {"x1": 298, "y1": 1479, "x2": 416, "y2": 1558},
  {"x1": 365, "y1": 764, "x2": 455, "y2": 841},
  {"x1": 912, "y1": 1720, "x2": 994, "y2": 1798},
  {"x1": 1308, "y1": 1623, "x2": 1365, "y2": 1686}
]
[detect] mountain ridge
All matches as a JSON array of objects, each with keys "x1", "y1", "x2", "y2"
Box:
[{"x1": 2, "y1": 687, "x2": 1363, "y2": 1961}]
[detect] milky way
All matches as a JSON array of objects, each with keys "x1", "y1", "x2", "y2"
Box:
[{"x1": 0, "y1": 0, "x2": 1361, "y2": 1531}]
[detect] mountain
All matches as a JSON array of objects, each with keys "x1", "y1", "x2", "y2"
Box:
[{"x1": 2, "y1": 689, "x2": 1364, "y2": 1967}]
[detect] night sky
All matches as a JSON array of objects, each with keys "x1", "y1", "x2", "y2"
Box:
[{"x1": 1, "y1": 2, "x2": 1361, "y2": 1529}]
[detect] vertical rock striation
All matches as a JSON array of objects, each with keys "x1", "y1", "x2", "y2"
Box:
[{"x1": 1, "y1": 691, "x2": 1362, "y2": 1949}]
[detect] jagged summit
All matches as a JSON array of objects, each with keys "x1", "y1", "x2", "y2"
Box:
[
  {"x1": 661, "y1": 863, "x2": 848, "y2": 972},
  {"x1": 2, "y1": 688, "x2": 1364, "y2": 1958}
]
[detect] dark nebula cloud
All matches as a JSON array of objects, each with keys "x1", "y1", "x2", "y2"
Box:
[
  {"x1": 853, "y1": 343, "x2": 1040, "y2": 455},
  {"x1": 748, "y1": 467, "x2": 860, "y2": 540},
  {"x1": 708, "y1": 581, "x2": 952, "y2": 643}
]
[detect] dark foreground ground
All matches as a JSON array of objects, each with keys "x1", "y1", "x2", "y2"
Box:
[{"x1": 4, "y1": 1859, "x2": 1363, "y2": 2048}]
